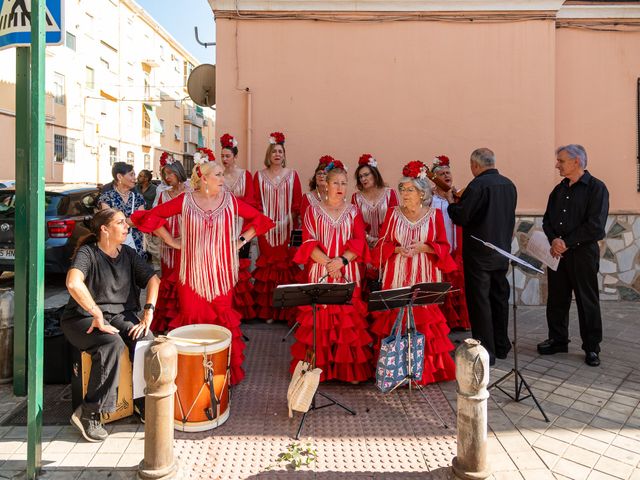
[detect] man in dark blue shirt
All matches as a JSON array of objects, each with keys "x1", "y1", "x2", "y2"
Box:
[
  {"x1": 538, "y1": 145, "x2": 609, "y2": 367},
  {"x1": 448, "y1": 148, "x2": 517, "y2": 365}
]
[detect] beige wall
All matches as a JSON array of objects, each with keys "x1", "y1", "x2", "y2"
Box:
[
  {"x1": 555, "y1": 27, "x2": 640, "y2": 214},
  {"x1": 215, "y1": 18, "x2": 559, "y2": 214}
]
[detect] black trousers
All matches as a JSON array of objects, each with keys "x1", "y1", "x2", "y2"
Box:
[
  {"x1": 463, "y1": 263, "x2": 510, "y2": 361},
  {"x1": 61, "y1": 311, "x2": 154, "y2": 413},
  {"x1": 546, "y1": 243, "x2": 602, "y2": 353}
]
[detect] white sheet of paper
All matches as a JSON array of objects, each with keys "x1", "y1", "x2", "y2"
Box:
[
  {"x1": 525, "y1": 230, "x2": 560, "y2": 272},
  {"x1": 470, "y1": 235, "x2": 544, "y2": 273},
  {"x1": 133, "y1": 340, "x2": 152, "y2": 399}
]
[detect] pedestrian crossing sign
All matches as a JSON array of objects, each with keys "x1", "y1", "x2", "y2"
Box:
[{"x1": 0, "y1": 0, "x2": 64, "y2": 50}]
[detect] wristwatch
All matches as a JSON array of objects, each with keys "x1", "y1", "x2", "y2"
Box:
[
  {"x1": 143, "y1": 303, "x2": 155, "y2": 311},
  {"x1": 340, "y1": 256, "x2": 349, "y2": 266},
  {"x1": 239, "y1": 235, "x2": 247, "y2": 245}
]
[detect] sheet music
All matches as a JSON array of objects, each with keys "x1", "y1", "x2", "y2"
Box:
[
  {"x1": 470, "y1": 235, "x2": 544, "y2": 274},
  {"x1": 525, "y1": 231, "x2": 559, "y2": 272}
]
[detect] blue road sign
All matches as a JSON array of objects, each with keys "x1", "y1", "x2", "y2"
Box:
[{"x1": 0, "y1": 0, "x2": 64, "y2": 50}]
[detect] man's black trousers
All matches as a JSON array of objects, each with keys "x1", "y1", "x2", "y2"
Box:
[{"x1": 546, "y1": 242, "x2": 602, "y2": 353}]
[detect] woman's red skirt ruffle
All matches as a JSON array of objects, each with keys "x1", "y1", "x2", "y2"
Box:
[
  {"x1": 253, "y1": 240, "x2": 299, "y2": 322},
  {"x1": 370, "y1": 305, "x2": 456, "y2": 385},
  {"x1": 233, "y1": 258, "x2": 256, "y2": 320},
  {"x1": 442, "y1": 260, "x2": 470, "y2": 331},
  {"x1": 168, "y1": 286, "x2": 246, "y2": 385},
  {"x1": 291, "y1": 293, "x2": 373, "y2": 383},
  {"x1": 151, "y1": 260, "x2": 180, "y2": 334}
]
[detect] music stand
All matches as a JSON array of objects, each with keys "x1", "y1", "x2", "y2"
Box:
[
  {"x1": 369, "y1": 282, "x2": 452, "y2": 428},
  {"x1": 471, "y1": 236, "x2": 549, "y2": 422},
  {"x1": 289, "y1": 229, "x2": 303, "y2": 248},
  {"x1": 273, "y1": 282, "x2": 357, "y2": 439}
]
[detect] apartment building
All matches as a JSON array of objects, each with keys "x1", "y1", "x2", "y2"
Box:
[{"x1": 0, "y1": 0, "x2": 215, "y2": 184}]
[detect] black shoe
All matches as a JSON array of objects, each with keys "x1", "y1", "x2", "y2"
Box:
[
  {"x1": 71, "y1": 405, "x2": 108, "y2": 443},
  {"x1": 585, "y1": 352, "x2": 600, "y2": 367},
  {"x1": 495, "y1": 345, "x2": 512, "y2": 360},
  {"x1": 537, "y1": 339, "x2": 568, "y2": 355},
  {"x1": 134, "y1": 399, "x2": 145, "y2": 424}
]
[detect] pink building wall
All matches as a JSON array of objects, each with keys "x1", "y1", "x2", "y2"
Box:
[{"x1": 212, "y1": 9, "x2": 640, "y2": 215}]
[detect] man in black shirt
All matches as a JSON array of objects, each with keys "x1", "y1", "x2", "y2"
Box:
[
  {"x1": 448, "y1": 148, "x2": 517, "y2": 365},
  {"x1": 538, "y1": 144, "x2": 609, "y2": 367}
]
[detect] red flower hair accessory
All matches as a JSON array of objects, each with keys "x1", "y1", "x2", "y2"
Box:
[
  {"x1": 318, "y1": 155, "x2": 335, "y2": 167},
  {"x1": 325, "y1": 159, "x2": 346, "y2": 173},
  {"x1": 402, "y1": 160, "x2": 428, "y2": 180},
  {"x1": 194, "y1": 148, "x2": 215, "y2": 177},
  {"x1": 159, "y1": 151, "x2": 174, "y2": 167},
  {"x1": 358, "y1": 154, "x2": 377, "y2": 168},
  {"x1": 220, "y1": 133, "x2": 238, "y2": 149},
  {"x1": 433, "y1": 155, "x2": 450, "y2": 168},
  {"x1": 269, "y1": 131, "x2": 285, "y2": 145}
]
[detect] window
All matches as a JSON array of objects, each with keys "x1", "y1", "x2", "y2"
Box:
[
  {"x1": 100, "y1": 58, "x2": 109, "y2": 72},
  {"x1": 54, "y1": 135, "x2": 75, "y2": 163},
  {"x1": 109, "y1": 146, "x2": 118, "y2": 165},
  {"x1": 144, "y1": 154, "x2": 151, "y2": 170},
  {"x1": 159, "y1": 119, "x2": 165, "y2": 135},
  {"x1": 159, "y1": 44, "x2": 165, "y2": 60},
  {"x1": 174, "y1": 99, "x2": 181, "y2": 108},
  {"x1": 174, "y1": 125, "x2": 181, "y2": 140},
  {"x1": 85, "y1": 67, "x2": 94, "y2": 89},
  {"x1": 183, "y1": 61, "x2": 194, "y2": 87},
  {"x1": 127, "y1": 151, "x2": 134, "y2": 164},
  {"x1": 53, "y1": 73, "x2": 65, "y2": 105},
  {"x1": 144, "y1": 72, "x2": 150, "y2": 99},
  {"x1": 127, "y1": 107, "x2": 134, "y2": 127},
  {"x1": 66, "y1": 32, "x2": 76, "y2": 51}
]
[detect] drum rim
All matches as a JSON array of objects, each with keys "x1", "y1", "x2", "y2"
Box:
[{"x1": 167, "y1": 324, "x2": 232, "y2": 353}]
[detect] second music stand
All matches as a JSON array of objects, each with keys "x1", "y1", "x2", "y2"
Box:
[
  {"x1": 273, "y1": 282, "x2": 357, "y2": 439},
  {"x1": 369, "y1": 282, "x2": 452, "y2": 428}
]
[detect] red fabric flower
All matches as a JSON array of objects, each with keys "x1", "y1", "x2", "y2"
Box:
[
  {"x1": 269, "y1": 132, "x2": 285, "y2": 145},
  {"x1": 358, "y1": 154, "x2": 377, "y2": 168},
  {"x1": 196, "y1": 147, "x2": 215, "y2": 162},
  {"x1": 333, "y1": 160, "x2": 345, "y2": 170},
  {"x1": 318, "y1": 155, "x2": 335, "y2": 166},
  {"x1": 433, "y1": 155, "x2": 450, "y2": 168},
  {"x1": 220, "y1": 133, "x2": 237, "y2": 149},
  {"x1": 402, "y1": 160, "x2": 426, "y2": 179},
  {"x1": 159, "y1": 151, "x2": 173, "y2": 167}
]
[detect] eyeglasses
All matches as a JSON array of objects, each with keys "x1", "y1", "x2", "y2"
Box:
[
  {"x1": 398, "y1": 187, "x2": 419, "y2": 193},
  {"x1": 358, "y1": 172, "x2": 372, "y2": 179}
]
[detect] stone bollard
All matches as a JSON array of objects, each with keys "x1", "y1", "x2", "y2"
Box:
[
  {"x1": 0, "y1": 289, "x2": 14, "y2": 384},
  {"x1": 138, "y1": 337, "x2": 179, "y2": 480},
  {"x1": 451, "y1": 338, "x2": 491, "y2": 480}
]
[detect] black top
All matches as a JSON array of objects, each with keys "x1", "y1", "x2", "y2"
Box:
[
  {"x1": 135, "y1": 183, "x2": 158, "y2": 210},
  {"x1": 448, "y1": 168, "x2": 517, "y2": 270},
  {"x1": 63, "y1": 243, "x2": 155, "y2": 319},
  {"x1": 542, "y1": 170, "x2": 609, "y2": 248}
]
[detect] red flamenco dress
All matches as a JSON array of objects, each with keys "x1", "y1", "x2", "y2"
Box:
[
  {"x1": 226, "y1": 169, "x2": 257, "y2": 321},
  {"x1": 371, "y1": 206, "x2": 457, "y2": 385},
  {"x1": 352, "y1": 187, "x2": 399, "y2": 296},
  {"x1": 132, "y1": 191, "x2": 275, "y2": 385},
  {"x1": 290, "y1": 203, "x2": 373, "y2": 383},
  {"x1": 253, "y1": 169, "x2": 302, "y2": 322},
  {"x1": 431, "y1": 194, "x2": 470, "y2": 331},
  {"x1": 150, "y1": 190, "x2": 184, "y2": 333}
]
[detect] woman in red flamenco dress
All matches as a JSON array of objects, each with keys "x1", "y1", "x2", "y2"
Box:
[
  {"x1": 430, "y1": 155, "x2": 471, "y2": 331},
  {"x1": 300, "y1": 155, "x2": 331, "y2": 218},
  {"x1": 220, "y1": 133, "x2": 256, "y2": 321},
  {"x1": 370, "y1": 160, "x2": 457, "y2": 385},
  {"x1": 253, "y1": 132, "x2": 302, "y2": 323},
  {"x1": 131, "y1": 156, "x2": 275, "y2": 384},
  {"x1": 291, "y1": 159, "x2": 373, "y2": 383},
  {"x1": 150, "y1": 152, "x2": 190, "y2": 333}
]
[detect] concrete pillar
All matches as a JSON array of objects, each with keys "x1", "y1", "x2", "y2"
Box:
[
  {"x1": 451, "y1": 338, "x2": 491, "y2": 480},
  {"x1": 138, "y1": 337, "x2": 178, "y2": 480}
]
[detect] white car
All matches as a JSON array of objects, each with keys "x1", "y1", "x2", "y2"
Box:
[{"x1": 0, "y1": 181, "x2": 15, "y2": 189}]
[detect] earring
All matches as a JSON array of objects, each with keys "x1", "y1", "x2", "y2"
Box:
[
  {"x1": 325, "y1": 195, "x2": 328, "y2": 201},
  {"x1": 205, "y1": 184, "x2": 209, "y2": 194}
]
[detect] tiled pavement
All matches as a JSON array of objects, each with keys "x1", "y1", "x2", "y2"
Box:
[{"x1": 0, "y1": 302, "x2": 639, "y2": 479}]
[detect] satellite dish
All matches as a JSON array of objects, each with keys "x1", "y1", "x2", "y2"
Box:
[{"x1": 187, "y1": 64, "x2": 216, "y2": 108}]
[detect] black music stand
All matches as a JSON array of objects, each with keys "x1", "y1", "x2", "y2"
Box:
[
  {"x1": 273, "y1": 282, "x2": 357, "y2": 439},
  {"x1": 471, "y1": 236, "x2": 549, "y2": 422},
  {"x1": 289, "y1": 229, "x2": 303, "y2": 248},
  {"x1": 369, "y1": 282, "x2": 452, "y2": 428}
]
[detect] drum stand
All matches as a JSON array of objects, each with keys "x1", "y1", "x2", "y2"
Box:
[
  {"x1": 273, "y1": 282, "x2": 357, "y2": 440},
  {"x1": 369, "y1": 283, "x2": 453, "y2": 429}
]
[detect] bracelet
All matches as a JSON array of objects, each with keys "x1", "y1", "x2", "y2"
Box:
[{"x1": 340, "y1": 256, "x2": 349, "y2": 266}]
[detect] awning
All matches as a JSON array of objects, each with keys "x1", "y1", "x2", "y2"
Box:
[{"x1": 143, "y1": 104, "x2": 163, "y2": 134}]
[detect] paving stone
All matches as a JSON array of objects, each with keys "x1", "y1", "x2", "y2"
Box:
[
  {"x1": 553, "y1": 458, "x2": 592, "y2": 480},
  {"x1": 562, "y1": 444, "x2": 599, "y2": 468},
  {"x1": 593, "y1": 456, "x2": 635, "y2": 479}
]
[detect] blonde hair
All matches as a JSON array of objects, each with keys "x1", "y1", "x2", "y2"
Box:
[
  {"x1": 326, "y1": 167, "x2": 347, "y2": 183},
  {"x1": 190, "y1": 161, "x2": 221, "y2": 191},
  {"x1": 263, "y1": 143, "x2": 286, "y2": 167}
]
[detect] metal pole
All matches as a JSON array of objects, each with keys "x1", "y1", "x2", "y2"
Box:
[
  {"x1": 13, "y1": 47, "x2": 30, "y2": 397},
  {"x1": 27, "y1": 0, "x2": 46, "y2": 477}
]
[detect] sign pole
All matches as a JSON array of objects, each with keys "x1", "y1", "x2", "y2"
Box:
[
  {"x1": 13, "y1": 46, "x2": 30, "y2": 397},
  {"x1": 26, "y1": 0, "x2": 46, "y2": 477}
]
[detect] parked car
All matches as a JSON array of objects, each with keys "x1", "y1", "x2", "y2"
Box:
[
  {"x1": 0, "y1": 184, "x2": 100, "y2": 275},
  {"x1": 0, "y1": 180, "x2": 15, "y2": 189}
]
